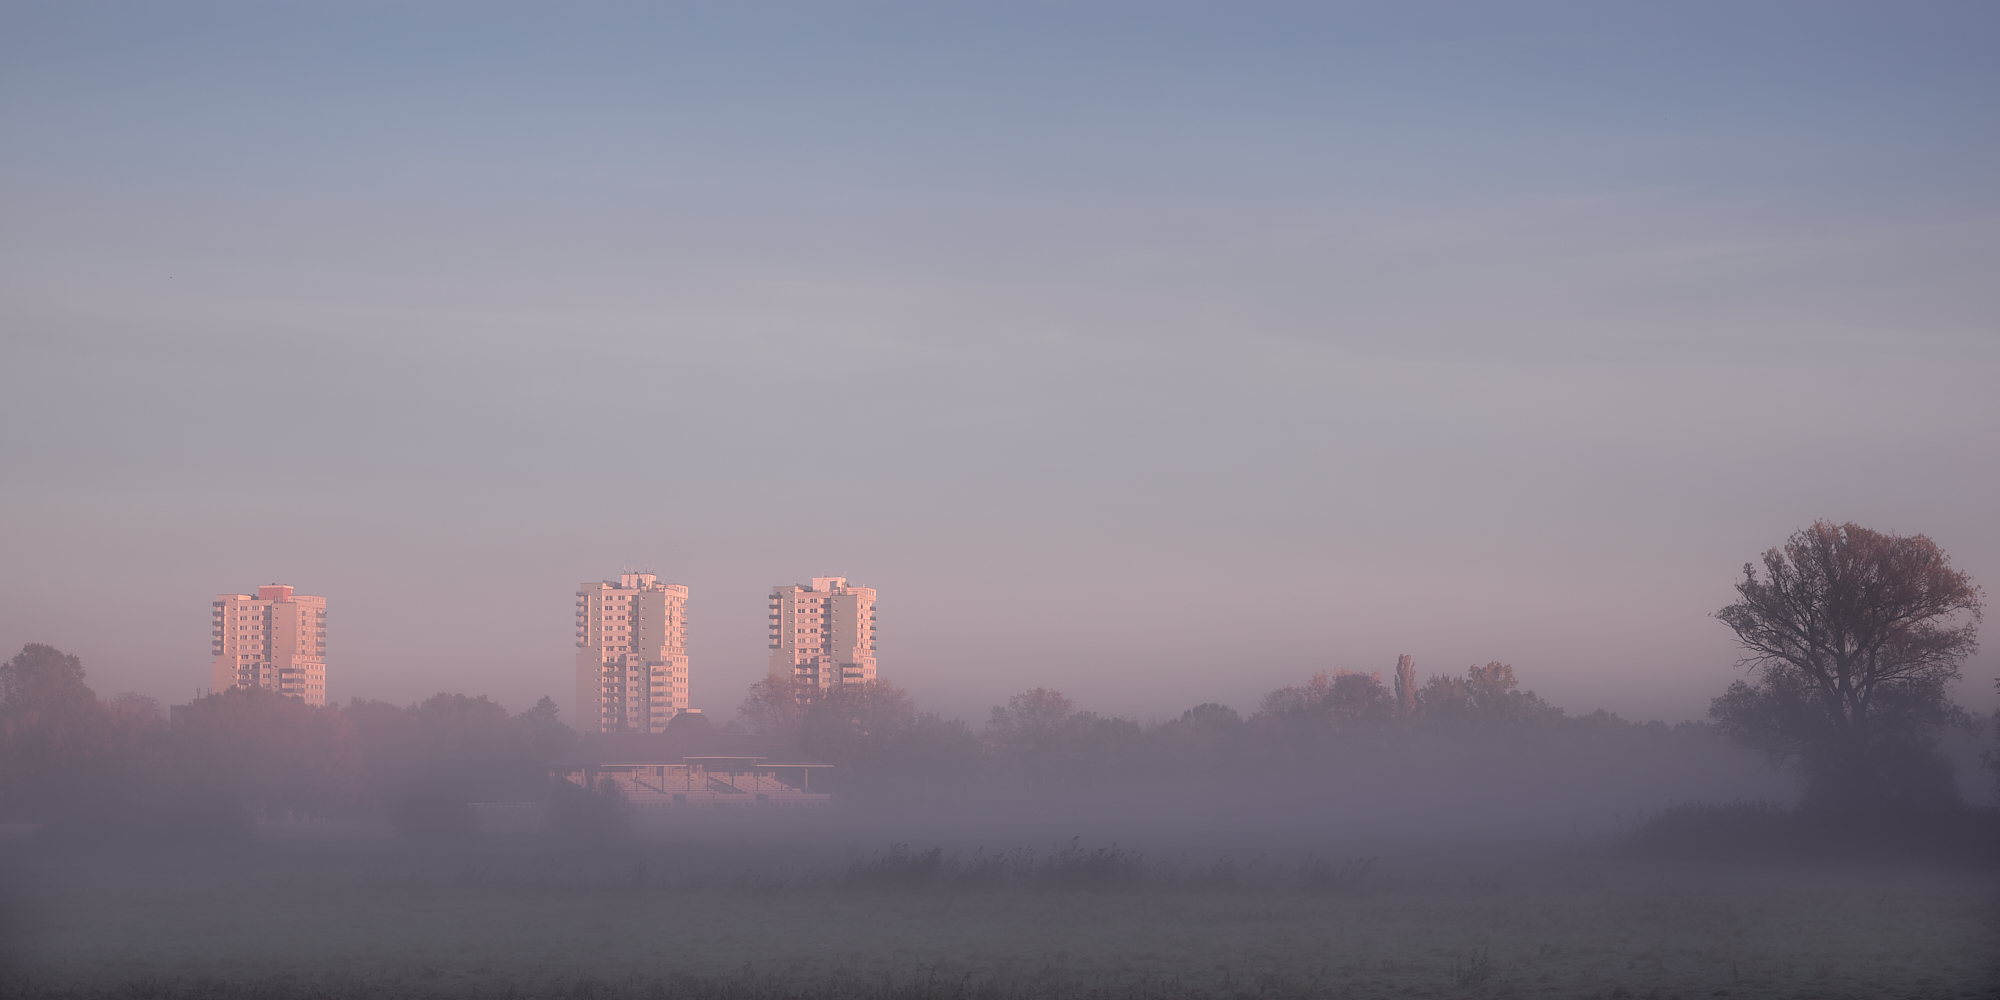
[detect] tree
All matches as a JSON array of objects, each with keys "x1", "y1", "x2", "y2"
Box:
[
  {"x1": 344, "y1": 692, "x2": 578, "y2": 840},
  {"x1": 173, "y1": 686, "x2": 364, "y2": 821},
  {"x1": 509, "y1": 695, "x2": 578, "y2": 766},
  {"x1": 736, "y1": 675, "x2": 806, "y2": 735},
  {"x1": 1258, "y1": 671, "x2": 1336, "y2": 718},
  {"x1": 0, "y1": 643, "x2": 95, "y2": 717},
  {"x1": 1149, "y1": 703, "x2": 1244, "y2": 775},
  {"x1": 1985, "y1": 679, "x2": 2000, "y2": 803},
  {"x1": 800, "y1": 679, "x2": 918, "y2": 762},
  {"x1": 1407, "y1": 663, "x2": 1558, "y2": 731},
  {"x1": 732, "y1": 678, "x2": 978, "y2": 802},
  {"x1": 977, "y1": 688, "x2": 1157, "y2": 785},
  {"x1": 797, "y1": 680, "x2": 945, "y2": 798},
  {"x1": 1256, "y1": 671, "x2": 1395, "y2": 743},
  {"x1": 1711, "y1": 521, "x2": 1984, "y2": 810},
  {"x1": 984, "y1": 687, "x2": 1076, "y2": 759},
  {"x1": 0, "y1": 644, "x2": 110, "y2": 813}
]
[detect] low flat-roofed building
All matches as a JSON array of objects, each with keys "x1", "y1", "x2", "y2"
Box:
[{"x1": 549, "y1": 732, "x2": 833, "y2": 808}]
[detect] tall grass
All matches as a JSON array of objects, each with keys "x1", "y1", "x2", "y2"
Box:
[
  {"x1": 1629, "y1": 800, "x2": 2000, "y2": 862},
  {"x1": 0, "y1": 968, "x2": 1296, "y2": 999},
  {"x1": 839, "y1": 840, "x2": 1366, "y2": 895}
]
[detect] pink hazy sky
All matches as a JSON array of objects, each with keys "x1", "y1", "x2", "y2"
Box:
[{"x1": 2, "y1": 2, "x2": 1995, "y2": 725}]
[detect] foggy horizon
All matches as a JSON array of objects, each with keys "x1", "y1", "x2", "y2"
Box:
[{"x1": 5, "y1": 6, "x2": 1999, "y2": 997}]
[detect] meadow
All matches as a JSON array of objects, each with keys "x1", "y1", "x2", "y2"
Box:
[{"x1": 3, "y1": 814, "x2": 1995, "y2": 1000}]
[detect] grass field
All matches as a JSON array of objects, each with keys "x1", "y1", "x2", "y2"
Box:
[{"x1": 2, "y1": 817, "x2": 1996, "y2": 999}]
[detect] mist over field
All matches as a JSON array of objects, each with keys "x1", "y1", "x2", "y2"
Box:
[
  {"x1": 5, "y1": 0, "x2": 2000, "y2": 997},
  {"x1": 4, "y1": 638, "x2": 1998, "y2": 998}
]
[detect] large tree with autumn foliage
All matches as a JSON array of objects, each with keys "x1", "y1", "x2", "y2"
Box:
[{"x1": 1711, "y1": 521, "x2": 1984, "y2": 810}]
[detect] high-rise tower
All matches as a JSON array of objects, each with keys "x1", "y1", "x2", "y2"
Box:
[
  {"x1": 209, "y1": 584, "x2": 328, "y2": 705},
  {"x1": 574, "y1": 573, "x2": 690, "y2": 733},
  {"x1": 767, "y1": 577, "x2": 877, "y2": 699}
]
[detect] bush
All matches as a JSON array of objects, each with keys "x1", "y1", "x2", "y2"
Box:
[
  {"x1": 846, "y1": 844, "x2": 947, "y2": 889},
  {"x1": 546, "y1": 776, "x2": 629, "y2": 843},
  {"x1": 388, "y1": 789, "x2": 478, "y2": 844},
  {"x1": 1629, "y1": 801, "x2": 1793, "y2": 860},
  {"x1": 1631, "y1": 799, "x2": 2000, "y2": 862},
  {"x1": 1034, "y1": 839, "x2": 1149, "y2": 892},
  {"x1": 1297, "y1": 855, "x2": 1376, "y2": 894}
]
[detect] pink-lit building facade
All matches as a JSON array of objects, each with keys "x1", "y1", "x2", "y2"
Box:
[
  {"x1": 209, "y1": 584, "x2": 328, "y2": 706},
  {"x1": 574, "y1": 573, "x2": 691, "y2": 733},
  {"x1": 768, "y1": 577, "x2": 877, "y2": 699}
]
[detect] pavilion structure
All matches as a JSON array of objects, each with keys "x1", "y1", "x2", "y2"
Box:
[{"x1": 548, "y1": 732, "x2": 833, "y2": 808}]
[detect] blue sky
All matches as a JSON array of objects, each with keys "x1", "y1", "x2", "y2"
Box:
[{"x1": 3, "y1": 1, "x2": 1996, "y2": 724}]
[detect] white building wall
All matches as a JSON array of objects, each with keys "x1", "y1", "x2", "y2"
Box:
[
  {"x1": 767, "y1": 576, "x2": 877, "y2": 699},
  {"x1": 209, "y1": 584, "x2": 328, "y2": 705},
  {"x1": 574, "y1": 573, "x2": 691, "y2": 733}
]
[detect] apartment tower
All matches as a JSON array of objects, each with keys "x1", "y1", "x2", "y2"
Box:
[
  {"x1": 574, "y1": 573, "x2": 690, "y2": 733},
  {"x1": 768, "y1": 577, "x2": 877, "y2": 699},
  {"x1": 209, "y1": 584, "x2": 328, "y2": 706}
]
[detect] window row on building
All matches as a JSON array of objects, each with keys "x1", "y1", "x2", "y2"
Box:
[{"x1": 208, "y1": 584, "x2": 329, "y2": 706}]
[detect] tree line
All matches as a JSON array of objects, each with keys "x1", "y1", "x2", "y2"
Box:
[
  {"x1": 740, "y1": 524, "x2": 1993, "y2": 819},
  {"x1": 2, "y1": 638, "x2": 1738, "y2": 841},
  {"x1": 0, "y1": 647, "x2": 576, "y2": 842},
  {"x1": 734, "y1": 658, "x2": 1648, "y2": 797},
  {"x1": 2, "y1": 521, "x2": 1992, "y2": 844}
]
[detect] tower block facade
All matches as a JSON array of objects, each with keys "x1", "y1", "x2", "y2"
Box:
[
  {"x1": 209, "y1": 584, "x2": 328, "y2": 705},
  {"x1": 767, "y1": 577, "x2": 877, "y2": 700},
  {"x1": 574, "y1": 573, "x2": 690, "y2": 733}
]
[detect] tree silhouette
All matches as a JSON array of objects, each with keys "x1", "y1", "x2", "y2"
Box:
[
  {"x1": 0, "y1": 644, "x2": 101, "y2": 808},
  {"x1": 173, "y1": 686, "x2": 364, "y2": 820},
  {"x1": 1712, "y1": 521, "x2": 1983, "y2": 810},
  {"x1": 736, "y1": 675, "x2": 807, "y2": 735},
  {"x1": 984, "y1": 687, "x2": 1076, "y2": 758}
]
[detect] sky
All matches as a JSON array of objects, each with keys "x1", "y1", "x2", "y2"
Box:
[{"x1": 2, "y1": 1, "x2": 1996, "y2": 728}]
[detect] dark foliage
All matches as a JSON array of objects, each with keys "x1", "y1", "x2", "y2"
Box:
[
  {"x1": 2, "y1": 635, "x2": 1897, "y2": 857},
  {"x1": 1297, "y1": 855, "x2": 1376, "y2": 894},
  {"x1": 714, "y1": 661, "x2": 1786, "y2": 832},
  {"x1": 545, "y1": 774, "x2": 631, "y2": 844},
  {"x1": 172, "y1": 686, "x2": 364, "y2": 821},
  {"x1": 1630, "y1": 799, "x2": 2000, "y2": 863},
  {"x1": 384, "y1": 790, "x2": 478, "y2": 844},
  {"x1": 1032, "y1": 838, "x2": 1149, "y2": 892},
  {"x1": 0, "y1": 643, "x2": 94, "y2": 715},
  {"x1": 736, "y1": 675, "x2": 805, "y2": 735},
  {"x1": 0, "y1": 644, "x2": 576, "y2": 842},
  {"x1": 1986, "y1": 680, "x2": 2000, "y2": 801},
  {"x1": 347, "y1": 692, "x2": 577, "y2": 841},
  {"x1": 0, "y1": 644, "x2": 156, "y2": 816},
  {"x1": 754, "y1": 680, "x2": 981, "y2": 802},
  {"x1": 1711, "y1": 521, "x2": 1983, "y2": 811},
  {"x1": 1627, "y1": 800, "x2": 1796, "y2": 859},
  {"x1": 838, "y1": 841, "x2": 1326, "y2": 895},
  {"x1": 845, "y1": 843, "x2": 948, "y2": 889}
]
